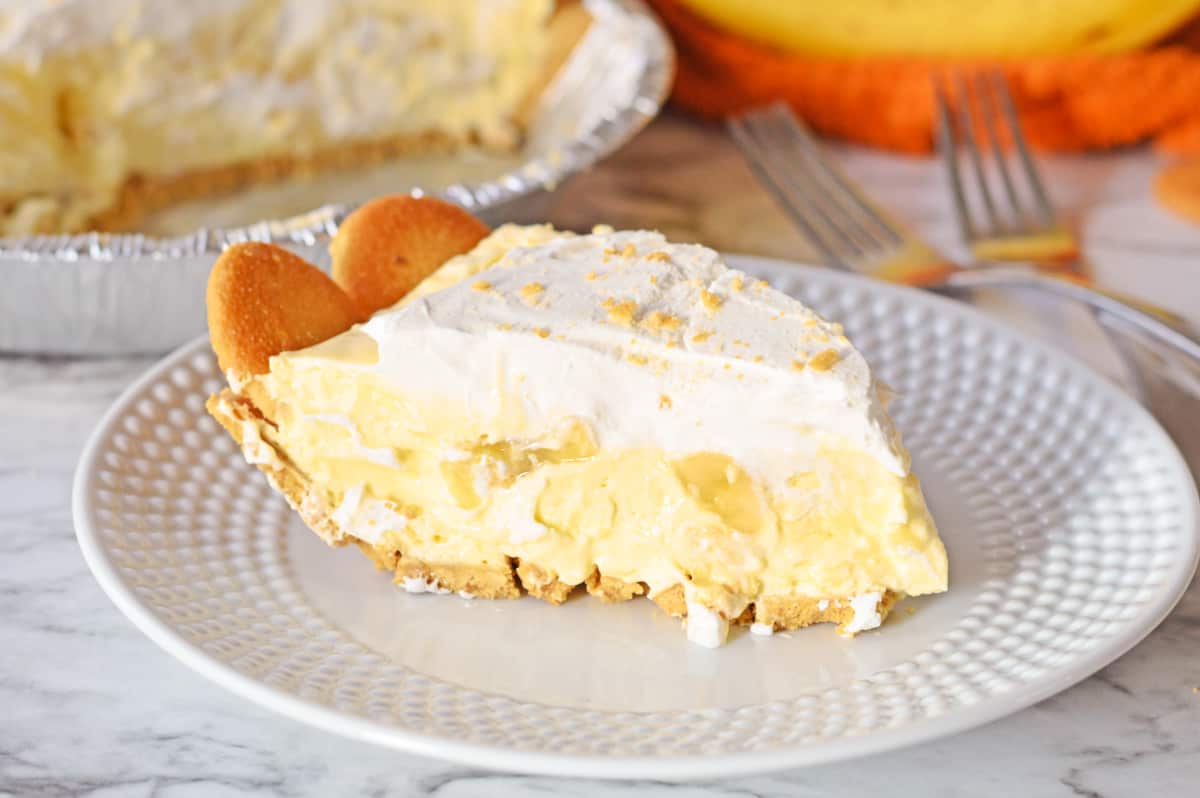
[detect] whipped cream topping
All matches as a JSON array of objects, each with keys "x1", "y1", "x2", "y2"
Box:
[
  {"x1": 349, "y1": 229, "x2": 906, "y2": 486},
  {"x1": 329, "y1": 483, "x2": 365, "y2": 530},
  {"x1": 399, "y1": 576, "x2": 451, "y2": 595},
  {"x1": 842, "y1": 592, "x2": 885, "y2": 635},
  {"x1": 685, "y1": 600, "x2": 730, "y2": 648},
  {"x1": 238, "y1": 419, "x2": 282, "y2": 468},
  {"x1": 329, "y1": 491, "x2": 408, "y2": 545}
]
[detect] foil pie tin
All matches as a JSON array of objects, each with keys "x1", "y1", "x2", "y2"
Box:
[{"x1": 0, "y1": 0, "x2": 673, "y2": 354}]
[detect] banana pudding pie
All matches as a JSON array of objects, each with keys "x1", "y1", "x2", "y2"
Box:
[
  {"x1": 0, "y1": 0, "x2": 581, "y2": 235},
  {"x1": 205, "y1": 196, "x2": 948, "y2": 647}
]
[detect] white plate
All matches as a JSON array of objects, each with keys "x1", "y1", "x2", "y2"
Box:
[{"x1": 73, "y1": 257, "x2": 1199, "y2": 780}]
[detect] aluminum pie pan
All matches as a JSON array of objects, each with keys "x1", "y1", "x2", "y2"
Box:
[{"x1": 0, "y1": 0, "x2": 674, "y2": 355}]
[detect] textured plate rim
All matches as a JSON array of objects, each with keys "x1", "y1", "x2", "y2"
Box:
[{"x1": 72, "y1": 259, "x2": 1200, "y2": 780}]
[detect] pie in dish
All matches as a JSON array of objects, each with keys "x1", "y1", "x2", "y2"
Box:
[
  {"x1": 0, "y1": 0, "x2": 585, "y2": 236},
  {"x1": 206, "y1": 196, "x2": 948, "y2": 647}
]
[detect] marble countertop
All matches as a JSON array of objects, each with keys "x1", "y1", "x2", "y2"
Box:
[{"x1": 3, "y1": 114, "x2": 1198, "y2": 797}]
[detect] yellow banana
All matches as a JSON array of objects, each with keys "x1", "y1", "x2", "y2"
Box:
[{"x1": 678, "y1": 0, "x2": 1200, "y2": 58}]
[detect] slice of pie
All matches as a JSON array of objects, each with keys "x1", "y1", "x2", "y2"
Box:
[
  {"x1": 206, "y1": 196, "x2": 948, "y2": 646},
  {"x1": 0, "y1": 0, "x2": 586, "y2": 235}
]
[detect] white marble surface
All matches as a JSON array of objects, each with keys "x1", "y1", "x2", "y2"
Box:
[{"x1": 3, "y1": 114, "x2": 1200, "y2": 796}]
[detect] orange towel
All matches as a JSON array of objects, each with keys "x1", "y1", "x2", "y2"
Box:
[{"x1": 647, "y1": 0, "x2": 1200, "y2": 155}]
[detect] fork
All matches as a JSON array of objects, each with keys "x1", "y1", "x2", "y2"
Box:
[
  {"x1": 935, "y1": 70, "x2": 1195, "y2": 326},
  {"x1": 726, "y1": 103, "x2": 1200, "y2": 372},
  {"x1": 936, "y1": 71, "x2": 1079, "y2": 269}
]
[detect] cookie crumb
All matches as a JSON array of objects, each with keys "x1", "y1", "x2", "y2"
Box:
[
  {"x1": 642, "y1": 310, "x2": 682, "y2": 332},
  {"x1": 601, "y1": 297, "x2": 638, "y2": 327},
  {"x1": 519, "y1": 282, "x2": 545, "y2": 304},
  {"x1": 808, "y1": 349, "x2": 840, "y2": 371}
]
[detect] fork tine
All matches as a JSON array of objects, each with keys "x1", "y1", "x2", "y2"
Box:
[
  {"x1": 989, "y1": 71, "x2": 1055, "y2": 227},
  {"x1": 727, "y1": 114, "x2": 850, "y2": 268},
  {"x1": 731, "y1": 106, "x2": 895, "y2": 268},
  {"x1": 773, "y1": 109, "x2": 905, "y2": 250},
  {"x1": 954, "y1": 72, "x2": 1002, "y2": 235},
  {"x1": 934, "y1": 75, "x2": 975, "y2": 243},
  {"x1": 976, "y1": 72, "x2": 1026, "y2": 227},
  {"x1": 731, "y1": 103, "x2": 958, "y2": 287},
  {"x1": 751, "y1": 107, "x2": 882, "y2": 260}
]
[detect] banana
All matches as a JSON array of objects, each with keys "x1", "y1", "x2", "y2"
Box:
[{"x1": 678, "y1": 0, "x2": 1200, "y2": 58}]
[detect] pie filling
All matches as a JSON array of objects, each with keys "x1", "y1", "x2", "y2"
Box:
[{"x1": 238, "y1": 349, "x2": 943, "y2": 645}]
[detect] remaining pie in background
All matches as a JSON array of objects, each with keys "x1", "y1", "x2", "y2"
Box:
[
  {"x1": 205, "y1": 196, "x2": 948, "y2": 647},
  {"x1": 0, "y1": 0, "x2": 584, "y2": 235}
]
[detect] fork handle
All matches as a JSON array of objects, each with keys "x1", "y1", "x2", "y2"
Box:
[
  {"x1": 942, "y1": 266, "x2": 1200, "y2": 367},
  {"x1": 1033, "y1": 266, "x2": 1194, "y2": 332}
]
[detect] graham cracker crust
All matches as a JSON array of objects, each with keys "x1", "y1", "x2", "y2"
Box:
[{"x1": 208, "y1": 387, "x2": 901, "y2": 636}]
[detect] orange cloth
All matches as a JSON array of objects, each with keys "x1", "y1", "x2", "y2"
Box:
[{"x1": 647, "y1": 0, "x2": 1200, "y2": 154}]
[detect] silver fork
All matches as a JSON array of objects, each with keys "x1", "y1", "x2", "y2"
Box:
[
  {"x1": 936, "y1": 71, "x2": 1198, "y2": 326},
  {"x1": 936, "y1": 71, "x2": 1077, "y2": 266},
  {"x1": 726, "y1": 103, "x2": 1200, "y2": 377}
]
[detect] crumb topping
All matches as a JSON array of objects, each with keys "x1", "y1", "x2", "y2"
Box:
[
  {"x1": 642, "y1": 310, "x2": 682, "y2": 332},
  {"x1": 519, "y1": 282, "x2": 545, "y2": 303},
  {"x1": 602, "y1": 297, "x2": 638, "y2": 327},
  {"x1": 691, "y1": 330, "x2": 714, "y2": 343},
  {"x1": 658, "y1": 394, "x2": 673, "y2": 410},
  {"x1": 730, "y1": 276, "x2": 745, "y2": 292},
  {"x1": 808, "y1": 349, "x2": 840, "y2": 371},
  {"x1": 471, "y1": 280, "x2": 493, "y2": 292},
  {"x1": 645, "y1": 251, "x2": 670, "y2": 262},
  {"x1": 700, "y1": 289, "x2": 723, "y2": 313}
]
